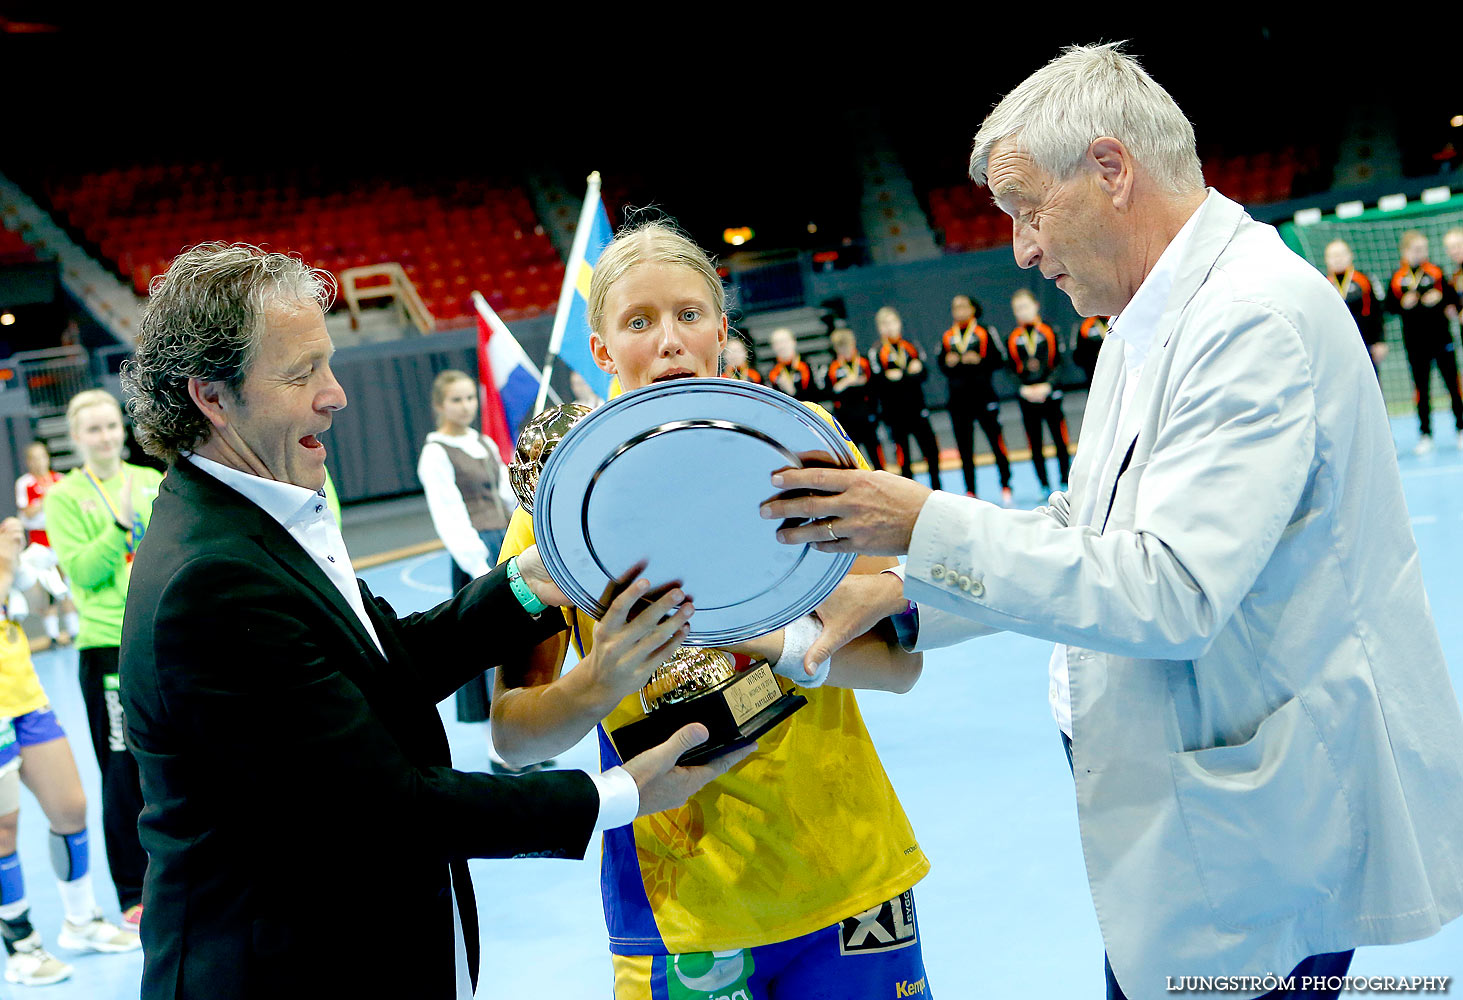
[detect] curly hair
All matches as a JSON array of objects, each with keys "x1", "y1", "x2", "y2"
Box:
[{"x1": 122, "y1": 243, "x2": 335, "y2": 463}]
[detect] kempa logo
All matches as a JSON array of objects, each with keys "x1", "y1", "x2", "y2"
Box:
[
  {"x1": 104, "y1": 687, "x2": 126, "y2": 753},
  {"x1": 895, "y1": 977, "x2": 927, "y2": 997}
]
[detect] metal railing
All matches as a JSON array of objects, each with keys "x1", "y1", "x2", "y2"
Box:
[{"x1": 9, "y1": 347, "x2": 93, "y2": 415}]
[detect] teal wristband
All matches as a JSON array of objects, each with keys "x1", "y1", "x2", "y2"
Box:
[{"x1": 506, "y1": 556, "x2": 547, "y2": 615}]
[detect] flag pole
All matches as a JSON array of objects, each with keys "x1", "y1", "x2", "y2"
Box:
[{"x1": 535, "y1": 170, "x2": 603, "y2": 415}]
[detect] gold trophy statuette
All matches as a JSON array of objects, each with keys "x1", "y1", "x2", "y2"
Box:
[
  {"x1": 509, "y1": 405, "x2": 806, "y2": 766},
  {"x1": 616, "y1": 644, "x2": 795, "y2": 766},
  {"x1": 509, "y1": 403, "x2": 595, "y2": 514}
]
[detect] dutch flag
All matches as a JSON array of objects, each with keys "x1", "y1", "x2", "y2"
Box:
[{"x1": 472, "y1": 290, "x2": 543, "y2": 456}]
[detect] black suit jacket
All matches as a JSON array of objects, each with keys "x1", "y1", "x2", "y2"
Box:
[{"x1": 120, "y1": 459, "x2": 598, "y2": 999}]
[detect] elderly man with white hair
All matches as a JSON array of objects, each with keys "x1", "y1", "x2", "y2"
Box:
[{"x1": 762, "y1": 43, "x2": 1463, "y2": 1000}]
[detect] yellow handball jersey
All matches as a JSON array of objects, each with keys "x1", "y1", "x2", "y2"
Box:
[
  {"x1": 0, "y1": 621, "x2": 50, "y2": 719},
  {"x1": 499, "y1": 399, "x2": 928, "y2": 956}
]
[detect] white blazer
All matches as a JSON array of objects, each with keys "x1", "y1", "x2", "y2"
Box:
[{"x1": 903, "y1": 191, "x2": 1463, "y2": 997}]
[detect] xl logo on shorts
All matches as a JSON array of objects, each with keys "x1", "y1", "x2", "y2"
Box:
[{"x1": 838, "y1": 889, "x2": 917, "y2": 956}]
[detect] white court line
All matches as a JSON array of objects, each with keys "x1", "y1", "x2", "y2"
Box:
[
  {"x1": 399, "y1": 551, "x2": 451, "y2": 595},
  {"x1": 1411, "y1": 515, "x2": 1439, "y2": 525}
]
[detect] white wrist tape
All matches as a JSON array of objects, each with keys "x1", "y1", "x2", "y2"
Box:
[{"x1": 772, "y1": 613, "x2": 831, "y2": 687}]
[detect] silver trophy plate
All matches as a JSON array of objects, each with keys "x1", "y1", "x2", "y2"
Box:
[{"x1": 532, "y1": 377, "x2": 859, "y2": 645}]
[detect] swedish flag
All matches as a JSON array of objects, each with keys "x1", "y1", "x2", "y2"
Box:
[{"x1": 546, "y1": 173, "x2": 617, "y2": 401}]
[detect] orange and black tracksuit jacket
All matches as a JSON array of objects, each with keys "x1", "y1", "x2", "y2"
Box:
[
  {"x1": 1386, "y1": 262, "x2": 1457, "y2": 346},
  {"x1": 1074, "y1": 316, "x2": 1108, "y2": 379},
  {"x1": 1008, "y1": 322, "x2": 1060, "y2": 386},
  {"x1": 939, "y1": 321, "x2": 999, "y2": 401},
  {"x1": 722, "y1": 365, "x2": 763, "y2": 384},
  {"x1": 869, "y1": 338, "x2": 931, "y2": 417},
  {"x1": 768, "y1": 357, "x2": 814, "y2": 400},
  {"x1": 828, "y1": 356, "x2": 876, "y2": 422},
  {"x1": 1331, "y1": 269, "x2": 1383, "y2": 347}
]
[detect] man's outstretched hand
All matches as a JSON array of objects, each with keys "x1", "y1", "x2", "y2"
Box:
[
  {"x1": 760, "y1": 467, "x2": 932, "y2": 556},
  {"x1": 621, "y1": 724, "x2": 756, "y2": 817}
]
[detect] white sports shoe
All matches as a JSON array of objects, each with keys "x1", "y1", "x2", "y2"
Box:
[
  {"x1": 4, "y1": 932, "x2": 73, "y2": 986},
  {"x1": 1413, "y1": 435, "x2": 1434, "y2": 456},
  {"x1": 56, "y1": 912, "x2": 140, "y2": 954}
]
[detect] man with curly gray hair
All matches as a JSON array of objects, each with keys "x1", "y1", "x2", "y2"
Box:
[
  {"x1": 766, "y1": 43, "x2": 1463, "y2": 1000},
  {"x1": 117, "y1": 243, "x2": 751, "y2": 999},
  {"x1": 123, "y1": 243, "x2": 338, "y2": 483}
]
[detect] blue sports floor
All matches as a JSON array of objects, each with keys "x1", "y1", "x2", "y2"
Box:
[{"x1": 15, "y1": 415, "x2": 1463, "y2": 998}]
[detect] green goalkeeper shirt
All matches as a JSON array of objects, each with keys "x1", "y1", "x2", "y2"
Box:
[{"x1": 44, "y1": 463, "x2": 163, "y2": 650}]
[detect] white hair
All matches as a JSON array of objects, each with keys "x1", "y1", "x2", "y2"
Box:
[{"x1": 969, "y1": 42, "x2": 1204, "y2": 195}]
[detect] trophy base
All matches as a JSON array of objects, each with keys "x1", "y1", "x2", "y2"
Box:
[{"x1": 612, "y1": 663, "x2": 808, "y2": 766}]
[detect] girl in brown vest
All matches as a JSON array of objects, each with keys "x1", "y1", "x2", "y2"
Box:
[{"x1": 417, "y1": 369, "x2": 530, "y2": 771}]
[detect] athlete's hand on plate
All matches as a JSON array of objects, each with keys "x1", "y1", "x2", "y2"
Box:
[
  {"x1": 584, "y1": 565, "x2": 694, "y2": 703},
  {"x1": 803, "y1": 570, "x2": 908, "y2": 669}
]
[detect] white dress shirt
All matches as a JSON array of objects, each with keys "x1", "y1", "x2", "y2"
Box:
[
  {"x1": 1046, "y1": 206, "x2": 1203, "y2": 737},
  {"x1": 417, "y1": 431, "x2": 518, "y2": 579},
  {"x1": 185, "y1": 453, "x2": 638, "y2": 998}
]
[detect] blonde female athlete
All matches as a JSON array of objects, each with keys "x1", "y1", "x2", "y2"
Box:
[{"x1": 494, "y1": 221, "x2": 933, "y2": 1000}]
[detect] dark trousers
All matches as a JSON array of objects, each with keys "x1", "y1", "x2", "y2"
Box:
[
  {"x1": 449, "y1": 528, "x2": 507, "y2": 723},
  {"x1": 79, "y1": 645, "x2": 147, "y2": 910},
  {"x1": 1017, "y1": 395, "x2": 1071, "y2": 487},
  {"x1": 1059, "y1": 733, "x2": 1355, "y2": 1000},
  {"x1": 1404, "y1": 338, "x2": 1463, "y2": 436},
  {"x1": 948, "y1": 395, "x2": 1012, "y2": 494},
  {"x1": 885, "y1": 412, "x2": 943, "y2": 491}
]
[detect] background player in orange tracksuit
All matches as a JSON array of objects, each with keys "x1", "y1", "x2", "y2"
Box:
[
  {"x1": 869, "y1": 306, "x2": 943, "y2": 490},
  {"x1": 1008, "y1": 289, "x2": 1070, "y2": 490},
  {"x1": 1073, "y1": 315, "x2": 1108, "y2": 386},
  {"x1": 827, "y1": 327, "x2": 882, "y2": 468},
  {"x1": 1386, "y1": 230, "x2": 1462, "y2": 453},
  {"x1": 1444, "y1": 228, "x2": 1463, "y2": 321},
  {"x1": 1324, "y1": 239, "x2": 1386, "y2": 376},
  {"x1": 719, "y1": 336, "x2": 763, "y2": 384},
  {"x1": 938, "y1": 294, "x2": 1011, "y2": 503},
  {"x1": 767, "y1": 328, "x2": 816, "y2": 401}
]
